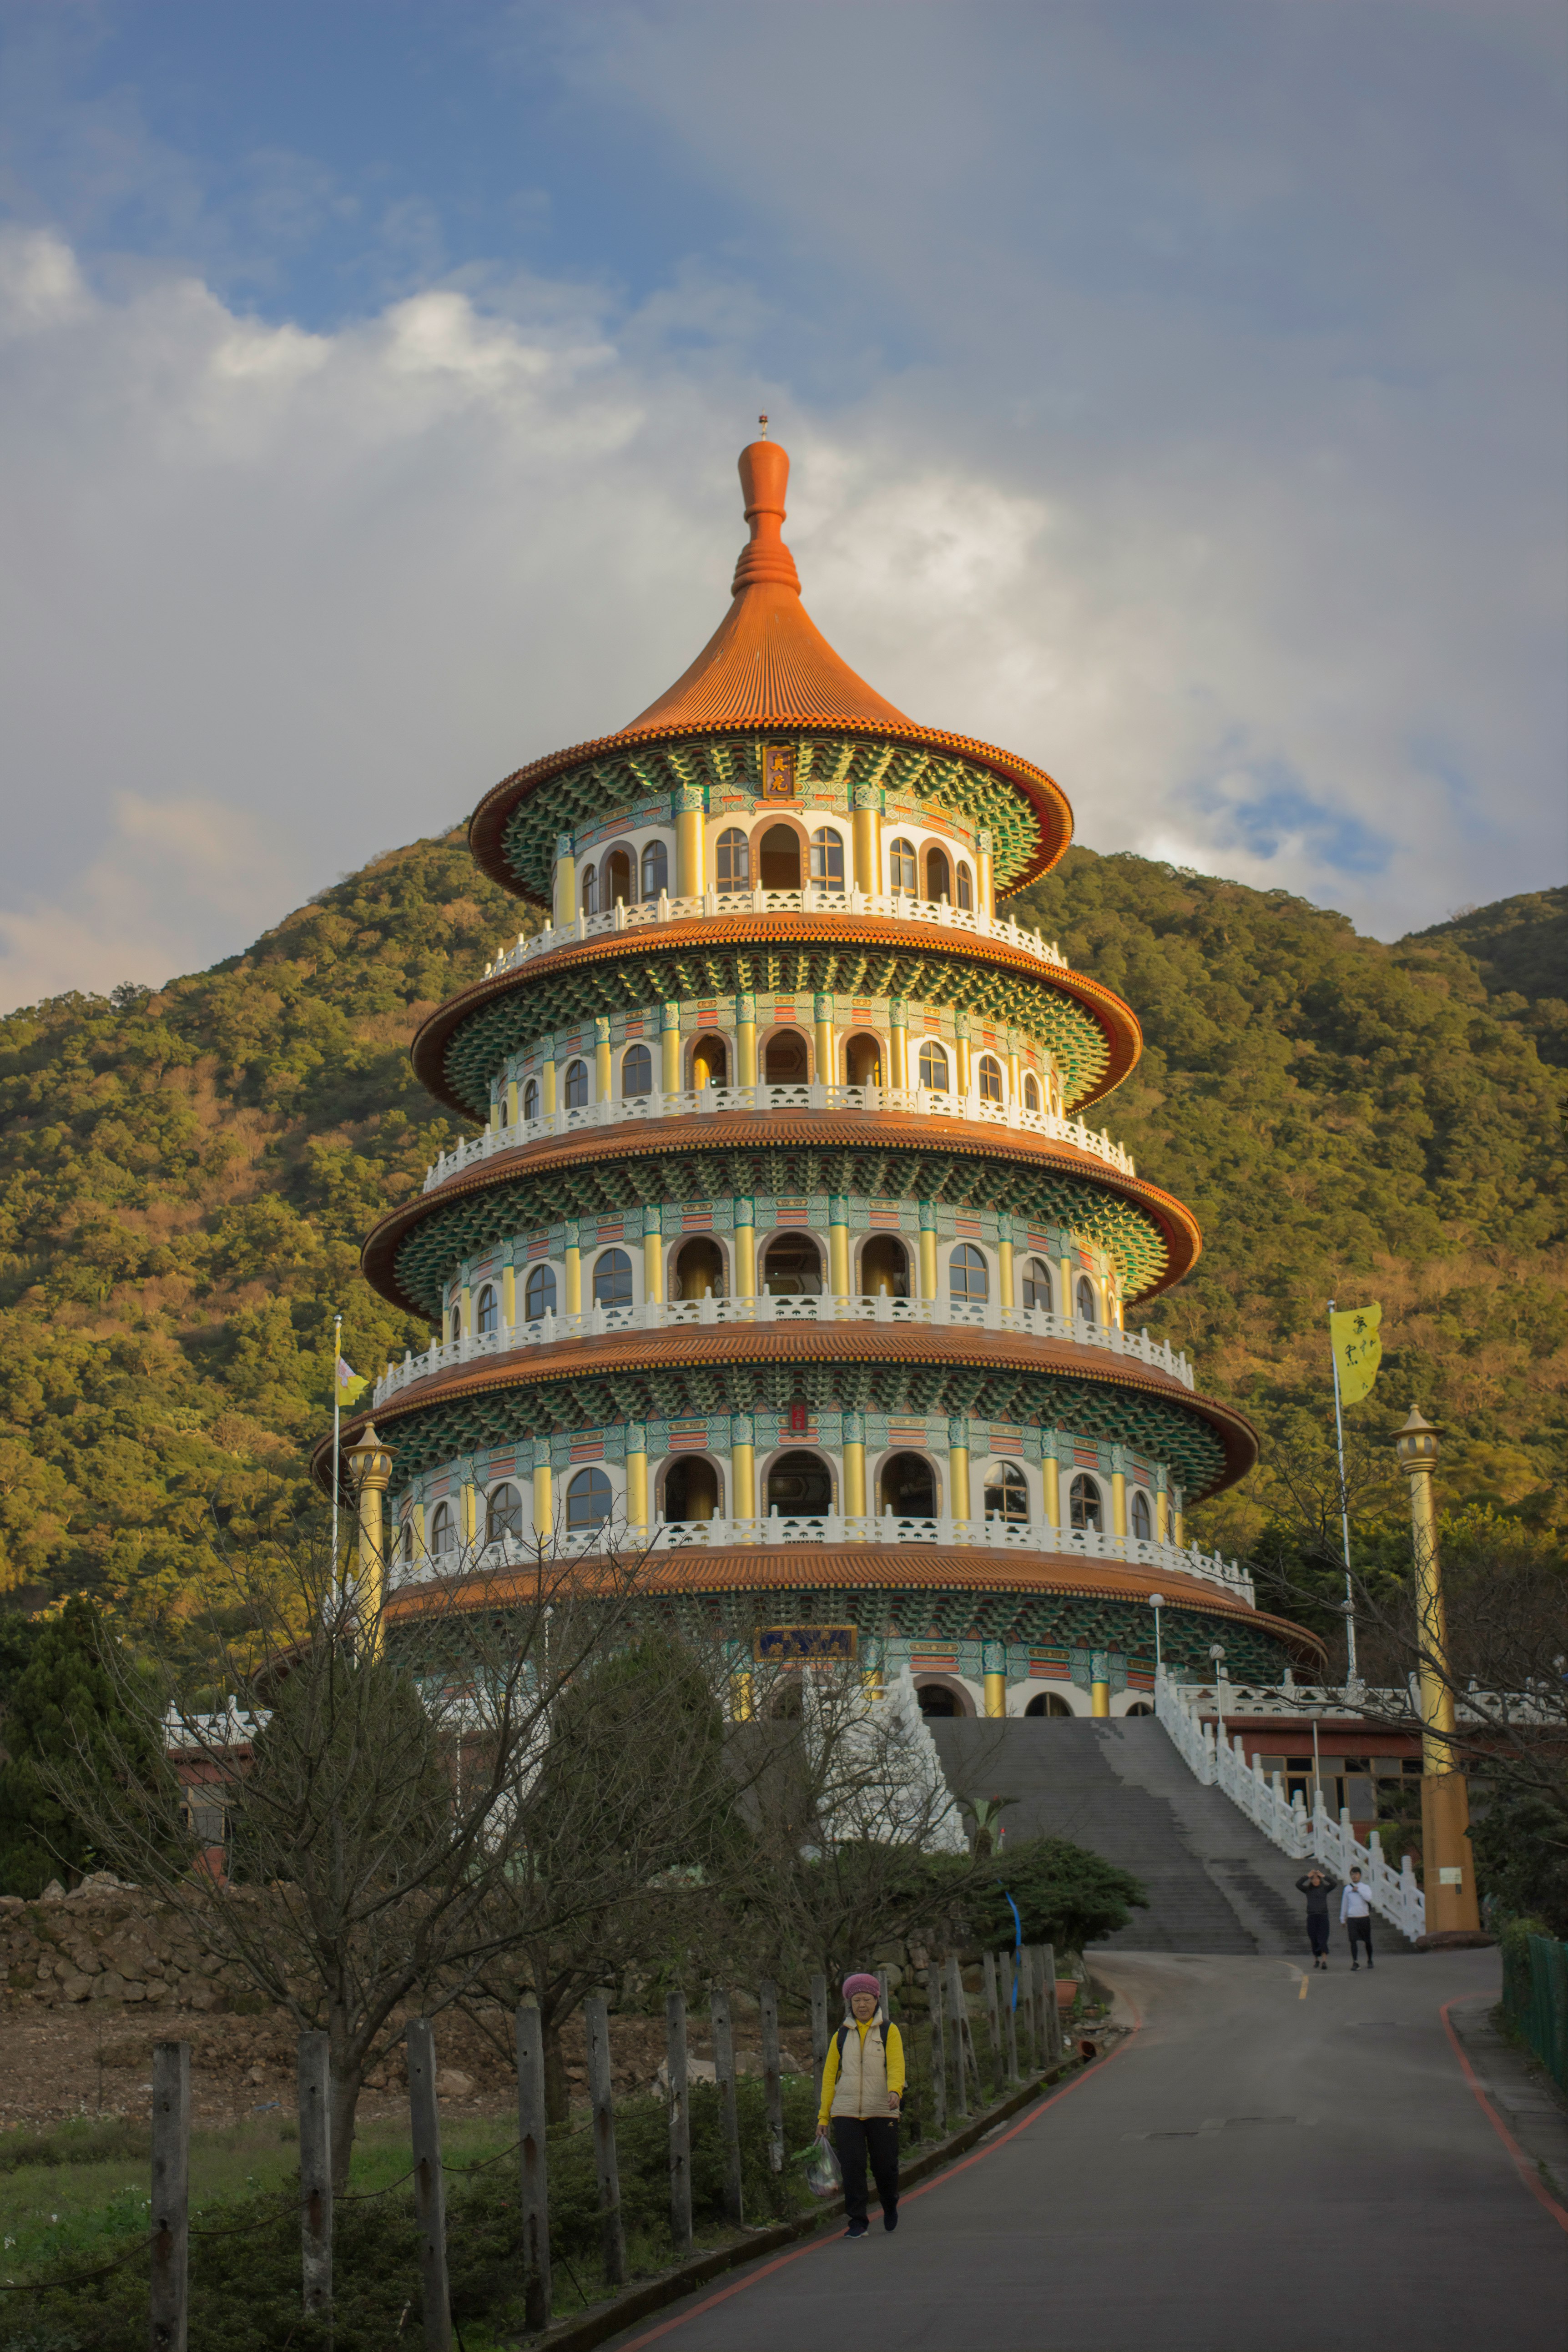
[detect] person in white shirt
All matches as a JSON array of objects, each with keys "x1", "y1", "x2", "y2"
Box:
[{"x1": 1340, "y1": 1867, "x2": 1374, "y2": 1969}]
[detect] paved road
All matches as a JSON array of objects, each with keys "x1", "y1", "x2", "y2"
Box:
[{"x1": 607, "y1": 1949, "x2": 1566, "y2": 2352}]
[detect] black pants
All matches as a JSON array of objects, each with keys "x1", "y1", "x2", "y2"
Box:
[
  {"x1": 1347, "y1": 1916, "x2": 1373, "y2": 1963},
  {"x1": 1307, "y1": 1916, "x2": 1330, "y2": 1958},
  {"x1": 833, "y1": 2116, "x2": 900, "y2": 2222}
]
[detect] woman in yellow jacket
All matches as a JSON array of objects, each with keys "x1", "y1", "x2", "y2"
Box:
[{"x1": 816, "y1": 1972, "x2": 905, "y2": 2237}]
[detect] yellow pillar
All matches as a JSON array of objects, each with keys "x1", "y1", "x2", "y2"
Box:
[
  {"x1": 889, "y1": 1017, "x2": 908, "y2": 1091},
  {"x1": 829, "y1": 1216, "x2": 850, "y2": 1301},
  {"x1": 1172, "y1": 1498, "x2": 1185, "y2": 1548},
  {"x1": 501, "y1": 1263, "x2": 516, "y2": 1331},
  {"x1": 853, "y1": 798, "x2": 881, "y2": 894},
  {"x1": 735, "y1": 1208, "x2": 756, "y2": 1298},
  {"x1": 595, "y1": 1033, "x2": 612, "y2": 1103},
  {"x1": 1156, "y1": 1488, "x2": 1170, "y2": 1543},
  {"x1": 1043, "y1": 1456, "x2": 1061, "y2": 1533},
  {"x1": 532, "y1": 1464, "x2": 552, "y2": 1541},
  {"x1": 732, "y1": 1671, "x2": 754, "y2": 1721},
  {"x1": 345, "y1": 1425, "x2": 392, "y2": 1636},
  {"x1": 643, "y1": 1220, "x2": 664, "y2": 1305},
  {"x1": 1007, "y1": 1049, "x2": 1021, "y2": 1103},
  {"x1": 1397, "y1": 1409, "x2": 1480, "y2": 1934},
  {"x1": 1060, "y1": 1255, "x2": 1075, "y2": 1321},
  {"x1": 955, "y1": 1036, "x2": 971, "y2": 1097},
  {"x1": 461, "y1": 1481, "x2": 478, "y2": 1549},
  {"x1": 1090, "y1": 1677, "x2": 1111, "y2": 1718},
  {"x1": 542, "y1": 1057, "x2": 558, "y2": 1119},
  {"x1": 676, "y1": 804, "x2": 704, "y2": 898},
  {"x1": 813, "y1": 996, "x2": 835, "y2": 1088},
  {"x1": 976, "y1": 829, "x2": 994, "y2": 916},
  {"x1": 949, "y1": 1444, "x2": 971, "y2": 1522},
  {"x1": 736, "y1": 1003, "x2": 757, "y2": 1088},
  {"x1": 843, "y1": 1437, "x2": 866, "y2": 1517},
  {"x1": 919, "y1": 1226, "x2": 938, "y2": 1302},
  {"x1": 1111, "y1": 1470, "x2": 1128, "y2": 1540},
  {"x1": 626, "y1": 1440, "x2": 648, "y2": 1535},
  {"x1": 552, "y1": 839, "x2": 575, "y2": 929},
  {"x1": 564, "y1": 1240, "x2": 582, "y2": 1316},
  {"x1": 660, "y1": 1008, "x2": 681, "y2": 1096},
  {"x1": 489, "y1": 1093, "x2": 501, "y2": 1135},
  {"x1": 459, "y1": 1279, "x2": 473, "y2": 1336},
  {"x1": 504, "y1": 1077, "x2": 519, "y2": 1127},
  {"x1": 731, "y1": 1440, "x2": 755, "y2": 1521},
  {"x1": 998, "y1": 1236, "x2": 1014, "y2": 1310}
]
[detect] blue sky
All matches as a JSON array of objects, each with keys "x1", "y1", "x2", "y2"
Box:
[{"x1": 0, "y1": 1, "x2": 1562, "y2": 1004}]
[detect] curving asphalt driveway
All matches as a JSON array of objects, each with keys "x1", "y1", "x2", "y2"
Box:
[{"x1": 605, "y1": 1948, "x2": 1566, "y2": 2352}]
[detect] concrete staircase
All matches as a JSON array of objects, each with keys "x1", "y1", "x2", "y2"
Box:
[{"x1": 928, "y1": 1716, "x2": 1321, "y2": 1954}]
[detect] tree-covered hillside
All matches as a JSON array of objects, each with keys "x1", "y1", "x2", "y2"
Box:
[{"x1": 0, "y1": 841, "x2": 1562, "y2": 1622}]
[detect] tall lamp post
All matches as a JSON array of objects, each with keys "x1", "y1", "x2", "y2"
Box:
[
  {"x1": 1147, "y1": 1594, "x2": 1165, "y2": 1682},
  {"x1": 1210, "y1": 1641, "x2": 1227, "y2": 1775},
  {"x1": 1394, "y1": 1409, "x2": 1480, "y2": 1935}
]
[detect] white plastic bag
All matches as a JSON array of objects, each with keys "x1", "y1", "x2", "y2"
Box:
[{"x1": 802, "y1": 2136, "x2": 842, "y2": 2199}]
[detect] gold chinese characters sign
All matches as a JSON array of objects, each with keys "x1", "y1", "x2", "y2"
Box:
[{"x1": 753, "y1": 1623, "x2": 858, "y2": 1665}]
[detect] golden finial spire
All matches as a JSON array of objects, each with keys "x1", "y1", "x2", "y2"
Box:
[{"x1": 758, "y1": 412, "x2": 769, "y2": 438}]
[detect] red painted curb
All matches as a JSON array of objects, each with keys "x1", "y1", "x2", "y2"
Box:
[{"x1": 1440, "y1": 1996, "x2": 1568, "y2": 2235}]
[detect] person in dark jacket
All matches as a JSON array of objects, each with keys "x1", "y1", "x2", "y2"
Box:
[{"x1": 1296, "y1": 1867, "x2": 1336, "y2": 1969}]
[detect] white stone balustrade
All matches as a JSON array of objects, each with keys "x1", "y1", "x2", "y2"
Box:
[
  {"x1": 372, "y1": 1292, "x2": 1194, "y2": 1405},
  {"x1": 481, "y1": 887, "x2": 1068, "y2": 980},
  {"x1": 390, "y1": 1514, "x2": 1252, "y2": 1602},
  {"x1": 423, "y1": 1082, "x2": 1137, "y2": 1191},
  {"x1": 1155, "y1": 1673, "x2": 1427, "y2": 1940}
]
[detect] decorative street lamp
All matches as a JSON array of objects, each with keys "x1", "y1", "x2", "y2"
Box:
[
  {"x1": 1393, "y1": 1408, "x2": 1480, "y2": 1935},
  {"x1": 1147, "y1": 1594, "x2": 1165, "y2": 1681},
  {"x1": 1209, "y1": 1641, "x2": 1227, "y2": 1762},
  {"x1": 345, "y1": 1421, "x2": 394, "y2": 1642}
]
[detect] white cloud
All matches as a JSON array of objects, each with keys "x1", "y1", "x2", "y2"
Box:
[{"x1": 0, "y1": 138, "x2": 1560, "y2": 1015}]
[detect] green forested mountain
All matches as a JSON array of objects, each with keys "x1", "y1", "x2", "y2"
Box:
[{"x1": 0, "y1": 841, "x2": 1562, "y2": 1623}]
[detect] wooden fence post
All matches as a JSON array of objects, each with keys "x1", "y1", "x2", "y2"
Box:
[
  {"x1": 297, "y1": 2030, "x2": 333, "y2": 2328},
  {"x1": 405, "y1": 2019, "x2": 452, "y2": 2352},
  {"x1": 809, "y1": 1972, "x2": 829, "y2": 2108},
  {"x1": 1026, "y1": 1945, "x2": 1044, "y2": 2068},
  {"x1": 925, "y1": 1966, "x2": 947, "y2": 2138},
  {"x1": 515, "y1": 2002, "x2": 551, "y2": 2332},
  {"x1": 150, "y1": 2040, "x2": 189, "y2": 2352},
  {"x1": 981, "y1": 1951, "x2": 1003, "y2": 2100},
  {"x1": 1003, "y1": 1949, "x2": 1020, "y2": 2082},
  {"x1": 759, "y1": 1979, "x2": 784, "y2": 2175},
  {"x1": 944, "y1": 1954, "x2": 970, "y2": 2118},
  {"x1": 1017, "y1": 1948, "x2": 1036, "y2": 2073},
  {"x1": 1042, "y1": 1942, "x2": 1062, "y2": 2063},
  {"x1": 666, "y1": 1990, "x2": 692, "y2": 2256},
  {"x1": 584, "y1": 1996, "x2": 626, "y2": 2286},
  {"x1": 711, "y1": 1989, "x2": 744, "y2": 2225}
]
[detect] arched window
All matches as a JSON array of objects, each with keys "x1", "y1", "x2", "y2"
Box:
[
  {"x1": 593, "y1": 1248, "x2": 633, "y2": 1309},
  {"x1": 888, "y1": 837, "x2": 917, "y2": 894},
  {"x1": 429, "y1": 1501, "x2": 454, "y2": 1556},
  {"x1": 486, "y1": 1483, "x2": 523, "y2": 1543},
  {"x1": 604, "y1": 848, "x2": 633, "y2": 906},
  {"x1": 984, "y1": 1462, "x2": 1029, "y2": 1524},
  {"x1": 977, "y1": 1054, "x2": 1003, "y2": 1104},
  {"x1": 1076, "y1": 1275, "x2": 1099, "y2": 1325},
  {"x1": 691, "y1": 1035, "x2": 727, "y2": 1088},
  {"x1": 1020, "y1": 1257, "x2": 1053, "y2": 1312},
  {"x1": 622, "y1": 1042, "x2": 653, "y2": 1098},
  {"x1": 1130, "y1": 1489, "x2": 1154, "y2": 1542},
  {"x1": 764, "y1": 1029, "x2": 809, "y2": 1084},
  {"x1": 716, "y1": 827, "x2": 750, "y2": 887},
  {"x1": 449, "y1": 1304, "x2": 462, "y2": 1343},
  {"x1": 1023, "y1": 1073, "x2": 1041, "y2": 1113},
  {"x1": 640, "y1": 839, "x2": 668, "y2": 900},
  {"x1": 758, "y1": 825, "x2": 800, "y2": 889},
  {"x1": 860, "y1": 1235, "x2": 908, "y2": 1299},
  {"x1": 809, "y1": 828, "x2": 845, "y2": 889},
  {"x1": 927, "y1": 846, "x2": 951, "y2": 902},
  {"x1": 918, "y1": 1040, "x2": 949, "y2": 1091},
  {"x1": 1026, "y1": 1691, "x2": 1072, "y2": 1717},
  {"x1": 845, "y1": 1033, "x2": 882, "y2": 1088},
  {"x1": 1069, "y1": 1473, "x2": 1103, "y2": 1532},
  {"x1": 523, "y1": 1076, "x2": 540, "y2": 1121},
  {"x1": 673, "y1": 1237, "x2": 726, "y2": 1299},
  {"x1": 949, "y1": 1243, "x2": 988, "y2": 1302},
  {"x1": 956, "y1": 861, "x2": 973, "y2": 911},
  {"x1": 664, "y1": 1456, "x2": 720, "y2": 1522},
  {"x1": 476, "y1": 1284, "x2": 499, "y2": 1337},
  {"x1": 878, "y1": 1452, "x2": 935, "y2": 1516},
  {"x1": 766, "y1": 1450, "x2": 833, "y2": 1516},
  {"x1": 524, "y1": 1263, "x2": 556, "y2": 1320},
  {"x1": 566, "y1": 1466, "x2": 612, "y2": 1532},
  {"x1": 762, "y1": 1232, "x2": 822, "y2": 1297},
  {"x1": 564, "y1": 1059, "x2": 590, "y2": 1109},
  {"x1": 580, "y1": 863, "x2": 599, "y2": 917},
  {"x1": 399, "y1": 1518, "x2": 413, "y2": 1564}
]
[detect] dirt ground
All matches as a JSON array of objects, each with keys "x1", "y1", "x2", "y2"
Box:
[{"x1": 2, "y1": 1997, "x2": 812, "y2": 2133}]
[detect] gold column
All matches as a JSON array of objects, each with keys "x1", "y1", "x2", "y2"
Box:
[
  {"x1": 501, "y1": 1262, "x2": 516, "y2": 1330},
  {"x1": 813, "y1": 995, "x2": 835, "y2": 1088},
  {"x1": 1396, "y1": 1409, "x2": 1480, "y2": 1934},
  {"x1": 975, "y1": 828, "x2": 994, "y2": 916},
  {"x1": 983, "y1": 1641, "x2": 1006, "y2": 1719},
  {"x1": 1172, "y1": 1494, "x2": 1185, "y2": 1548},
  {"x1": 955, "y1": 1035, "x2": 971, "y2": 1097},
  {"x1": 732, "y1": 1671, "x2": 755, "y2": 1721},
  {"x1": 1060, "y1": 1255, "x2": 1076, "y2": 1321},
  {"x1": 564, "y1": 1238, "x2": 582, "y2": 1316},
  {"x1": 676, "y1": 801, "x2": 704, "y2": 898},
  {"x1": 949, "y1": 1441, "x2": 971, "y2": 1522},
  {"x1": 828, "y1": 1214, "x2": 850, "y2": 1301},
  {"x1": 735, "y1": 1204, "x2": 756, "y2": 1298},
  {"x1": 552, "y1": 836, "x2": 575, "y2": 929},
  {"x1": 1043, "y1": 1456, "x2": 1061, "y2": 1533},
  {"x1": 998, "y1": 1235, "x2": 1014, "y2": 1310},
  {"x1": 1155, "y1": 1486, "x2": 1170, "y2": 1543},
  {"x1": 852, "y1": 794, "x2": 882, "y2": 893},
  {"x1": 1007, "y1": 1048, "x2": 1021, "y2": 1103},
  {"x1": 459, "y1": 1279, "x2": 473, "y2": 1336},
  {"x1": 532, "y1": 1463, "x2": 552, "y2": 1541},
  {"x1": 660, "y1": 1005, "x2": 681, "y2": 1095},
  {"x1": 504, "y1": 1077, "x2": 519, "y2": 1127},
  {"x1": 842, "y1": 1437, "x2": 866, "y2": 1518},
  {"x1": 643, "y1": 1214, "x2": 664, "y2": 1306},
  {"x1": 1111, "y1": 1468, "x2": 1128, "y2": 1540},
  {"x1": 919, "y1": 1225, "x2": 938, "y2": 1302},
  {"x1": 731, "y1": 1437, "x2": 755, "y2": 1521},
  {"x1": 736, "y1": 995, "x2": 757, "y2": 1088},
  {"x1": 595, "y1": 1022, "x2": 612, "y2": 1103},
  {"x1": 489, "y1": 1092, "x2": 501, "y2": 1135},
  {"x1": 345, "y1": 1424, "x2": 393, "y2": 1637},
  {"x1": 625, "y1": 1435, "x2": 648, "y2": 1536},
  {"x1": 1090, "y1": 1677, "x2": 1111, "y2": 1719},
  {"x1": 542, "y1": 1055, "x2": 558, "y2": 1119}
]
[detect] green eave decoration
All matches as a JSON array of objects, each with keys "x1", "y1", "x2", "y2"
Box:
[
  {"x1": 389, "y1": 1146, "x2": 1170, "y2": 1319},
  {"x1": 499, "y1": 732, "x2": 1043, "y2": 899},
  {"x1": 440, "y1": 950, "x2": 1109, "y2": 1120},
  {"x1": 376, "y1": 1364, "x2": 1228, "y2": 1494}
]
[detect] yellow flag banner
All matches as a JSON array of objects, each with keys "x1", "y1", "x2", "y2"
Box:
[
  {"x1": 1329, "y1": 1304, "x2": 1382, "y2": 1405},
  {"x1": 335, "y1": 1355, "x2": 369, "y2": 1408}
]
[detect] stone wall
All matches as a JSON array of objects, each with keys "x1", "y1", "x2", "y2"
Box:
[{"x1": 1, "y1": 1874, "x2": 263, "y2": 2014}]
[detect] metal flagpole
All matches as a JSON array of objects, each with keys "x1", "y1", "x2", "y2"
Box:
[
  {"x1": 1325, "y1": 1299, "x2": 1359, "y2": 1685},
  {"x1": 330, "y1": 1310, "x2": 343, "y2": 1623}
]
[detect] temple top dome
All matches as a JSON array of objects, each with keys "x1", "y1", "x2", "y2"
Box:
[{"x1": 623, "y1": 434, "x2": 913, "y2": 733}]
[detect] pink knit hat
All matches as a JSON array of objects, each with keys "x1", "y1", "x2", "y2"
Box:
[{"x1": 842, "y1": 1973, "x2": 880, "y2": 2003}]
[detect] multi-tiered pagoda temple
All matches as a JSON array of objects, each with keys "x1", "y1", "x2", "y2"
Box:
[{"x1": 327, "y1": 432, "x2": 1319, "y2": 1714}]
